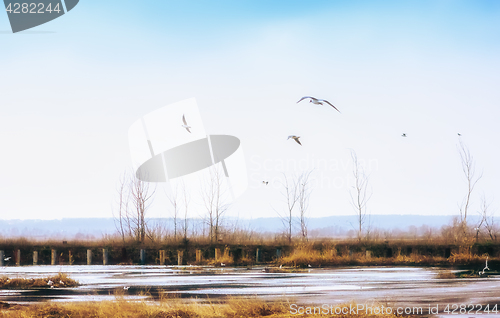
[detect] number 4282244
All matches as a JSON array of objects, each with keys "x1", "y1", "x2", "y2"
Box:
[{"x1": 5, "y1": 3, "x2": 62, "y2": 14}]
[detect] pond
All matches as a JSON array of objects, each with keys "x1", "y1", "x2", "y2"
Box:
[{"x1": 0, "y1": 265, "x2": 499, "y2": 317}]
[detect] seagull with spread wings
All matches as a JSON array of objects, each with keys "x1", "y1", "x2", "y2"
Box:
[
  {"x1": 297, "y1": 96, "x2": 340, "y2": 113},
  {"x1": 182, "y1": 114, "x2": 191, "y2": 133},
  {"x1": 287, "y1": 135, "x2": 302, "y2": 146}
]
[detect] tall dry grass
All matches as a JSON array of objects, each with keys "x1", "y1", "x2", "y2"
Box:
[
  {"x1": 0, "y1": 299, "x2": 414, "y2": 318},
  {"x1": 278, "y1": 244, "x2": 492, "y2": 267}
]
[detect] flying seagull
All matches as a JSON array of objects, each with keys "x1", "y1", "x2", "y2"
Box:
[
  {"x1": 4, "y1": 257, "x2": 11, "y2": 262},
  {"x1": 402, "y1": 133, "x2": 407, "y2": 137},
  {"x1": 262, "y1": 181, "x2": 269, "y2": 185},
  {"x1": 182, "y1": 114, "x2": 191, "y2": 133},
  {"x1": 287, "y1": 135, "x2": 302, "y2": 146},
  {"x1": 297, "y1": 96, "x2": 340, "y2": 113}
]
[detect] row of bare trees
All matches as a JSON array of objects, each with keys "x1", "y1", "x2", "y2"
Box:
[
  {"x1": 113, "y1": 164, "x2": 230, "y2": 244},
  {"x1": 113, "y1": 139, "x2": 497, "y2": 245},
  {"x1": 275, "y1": 171, "x2": 313, "y2": 243},
  {"x1": 275, "y1": 150, "x2": 373, "y2": 243}
]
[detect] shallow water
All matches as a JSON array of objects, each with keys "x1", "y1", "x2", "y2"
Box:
[{"x1": 0, "y1": 265, "x2": 499, "y2": 317}]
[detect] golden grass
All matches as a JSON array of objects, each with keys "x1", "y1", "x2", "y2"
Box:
[
  {"x1": 0, "y1": 273, "x2": 78, "y2": 289},
  {"x1": 278, "y1": 244, "x2": 490, "y2": 267},
  {"x1": 0, "y1": 299, "x2": 415, "y2": 318}
]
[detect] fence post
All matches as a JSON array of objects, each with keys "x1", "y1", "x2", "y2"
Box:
[
  {"x1": 51, "y1": 249, "x2": 57, "y2": 265},
  {"x1": 140, "y1": 249, "x2": 146, "y2": 265},
  {"x1": 103, "y1": 249, "x2": 109, "y2": 265},
  {"x1": 15, "y1": 249, "x2": 21, "y2": 266},
  {"x1": 87, "y1": 249, "x2": 92, "y2": 265},
  {"x1": 196, "y1": 249, "x2": 202, "y2": 263},
  {"x1": 159, "y1": 250, "x2": 165, "y2": 265},
  {"x1": 177, "y1": 250, "x2": 183, "y2": 266}
]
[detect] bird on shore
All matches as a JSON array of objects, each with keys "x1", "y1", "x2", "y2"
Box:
[
  {"x1": 47, "y1": 280, "x2": 53, "y2": 287},
  {"x1": 297, "y1": 96, "x2": 340, "y2": 113},
  {"x1": 124, "y1": 286, "x2": 130, "y2": 290},
  {"x1": 480, "y1": 257, "x2": 490, "y2": 275},
  {"x1": 287, "y1": 135, "x2": 302, "y2": 146},
  {"x1": 181, "y1": 114, "x2": 191, "y2": 133},
  {"x1": 220, "y1": 263, "x2": 226, "y2": 267},
  {"x1": 402, "y1": 133, "x2": 407, "y2": 137}
]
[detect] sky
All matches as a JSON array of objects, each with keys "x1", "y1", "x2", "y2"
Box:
[{"x1": 0, "y1": 0, "x2": 500, "y2": 221}]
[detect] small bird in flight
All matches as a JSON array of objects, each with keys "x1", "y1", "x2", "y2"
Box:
[
  {"x1": 287, "y1": 135, "x2": 302, "y2": 146},
  {"x1": 262, "y1": 181, "x2": 269, "y2": 185},
  {"x1": 401, "y1": 133, "x2": 407, "y2": 137},
  {"x1": 297, "y1": 96, "x2": 340, "y2": 113},
  {"x1": 458, "y1": 133, "x2": 462, "y2": 136},
  {"x1": 182, "y1": 114, "x2": 191, "y2": 133}
]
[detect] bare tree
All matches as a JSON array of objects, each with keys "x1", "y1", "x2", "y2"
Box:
[
  {"x1": 349, "y1": 150, "x2": 372, "y2": 242},
  {"x1": 130, "y1": 171, "x2": 156, "y2": 243},
  {"x1": 166, "y1": 183, "x2": 180, "y2": 240},
  {"x1": 113, "y1": 171, "x2": 131, "y2": 242},
  {"x1": 458, "y1": 140, "x2": 482, "y2": 237},
  {"x1": 113, "y1": 170, "x2": 156, "y2": 243},
  {"x1": 180, "y1": 180, "x2": 191, "y2": 241},
  {"x1": 275, "y1": 173, "x2": 300, "y2": 243},
  {"x1": 200, "y1": 164, "x2": 230, "y2": 242},
  {"x1": 480, "y1": 196, "x2": 497, "y2": 242},
  {"x1": 298, "y1": 171, "x2": 313, "y2": 241}
]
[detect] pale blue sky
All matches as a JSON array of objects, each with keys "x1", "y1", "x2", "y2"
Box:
[{"x1": 0, "y1": 1, "x2": 499, "y2": 220}]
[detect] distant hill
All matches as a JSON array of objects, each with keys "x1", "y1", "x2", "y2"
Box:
[{"x1": 0, "y1": 215, "x2": 494, "y2": 240}]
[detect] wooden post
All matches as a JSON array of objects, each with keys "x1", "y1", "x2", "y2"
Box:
[
  {"x1": 51, "y1": 249, "x2": 57, "y2": 265},
  {"x1": 159, "y1": 250, "x2": 166, "y2": 265},
  {"x1": 196, "y1": 249, "x2": 202, "y2": 263},
  {"x1": 103, "y1": 249, "x2": 109, "y2": 265},
  {"x1": 140, "y1": 249, "x2": 146, "y2": 265},
  {"x1": 215, "y1": 248, "x2": 221, "y2": 261},
  {"x1": 33, "y1": 251, "x2": 38, "y2": 265},
  {"x1": 177, "y1": 250, "x2": 183, "y2": 266},
  {"x1": 0, "y1": 251, "x2": 3, "y2": 266},
  {"x1": 15, "y1": 249, "x2": 21, "y2": 266},
  {"x1": 87, "y1": 249, "x2": 92, "y2": 265}
]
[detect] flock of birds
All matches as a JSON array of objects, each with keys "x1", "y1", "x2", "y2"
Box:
[
  {"x1": 287, "y1": 96, "x2": 340, "y2": 146},
  {"x1": 179, "y1": 95, "x2": 465, "y2": 145}
]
